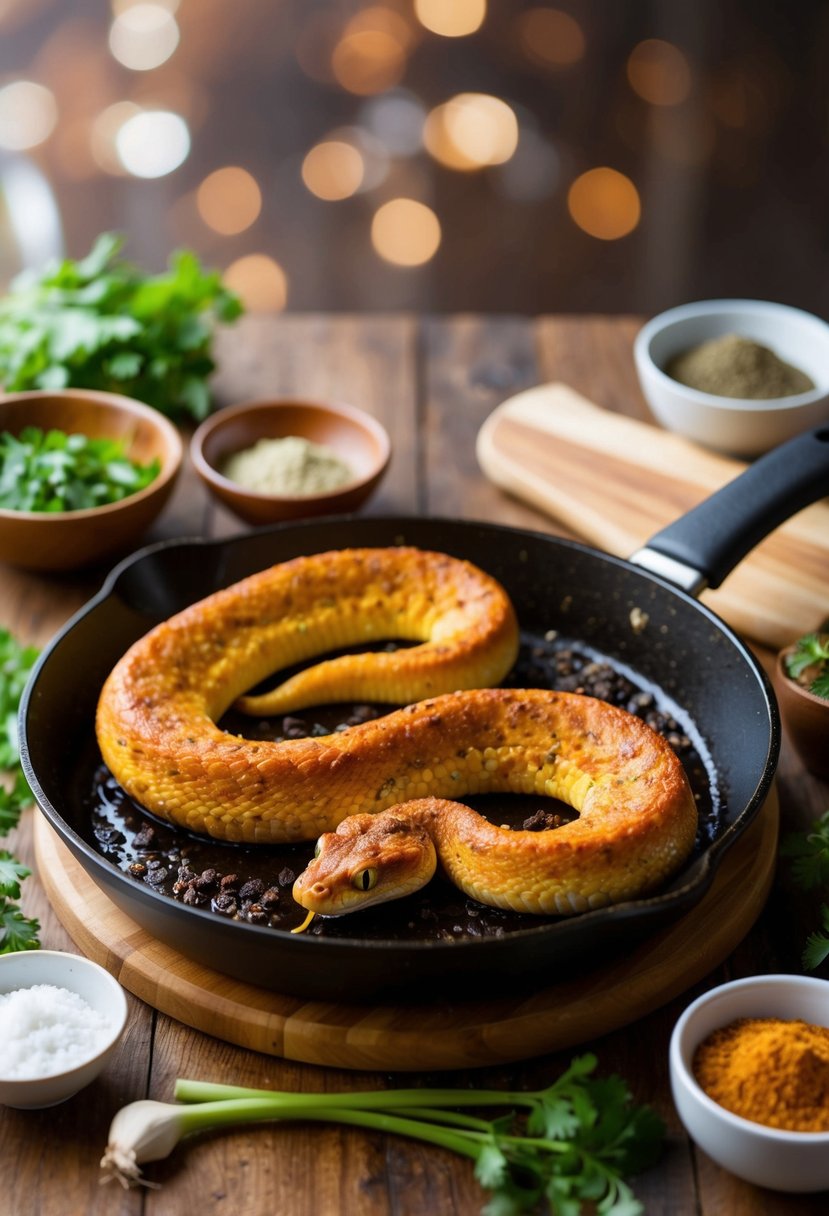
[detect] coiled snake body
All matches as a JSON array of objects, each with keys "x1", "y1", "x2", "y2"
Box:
[{"x1": 96, "y1": 546, "x2": 698, "y2": 917}]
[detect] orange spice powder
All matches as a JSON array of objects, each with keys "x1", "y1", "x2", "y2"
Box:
[{"x1": 693, "y1": 1016, "x2": 829, "y2": 1132}]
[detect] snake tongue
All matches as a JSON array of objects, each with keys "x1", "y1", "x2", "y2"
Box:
[{"x1": 290, "y1": 908, "x2": 316, "y2": 934}]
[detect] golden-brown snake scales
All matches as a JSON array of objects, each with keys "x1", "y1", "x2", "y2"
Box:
[{"x1": 96, "y1": 546, "x2": 698, "y2": 916}]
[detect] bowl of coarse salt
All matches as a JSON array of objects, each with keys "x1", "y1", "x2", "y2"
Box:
[{"x1": 0, "y1": 950, "x2": 128, "y2": 1109}]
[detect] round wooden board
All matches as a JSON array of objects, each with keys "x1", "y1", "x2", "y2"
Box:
[{"x1": 34, "y1": 792, "x2": 778, "y2": 1072}]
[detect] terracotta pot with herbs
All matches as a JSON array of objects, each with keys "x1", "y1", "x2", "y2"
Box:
[{"x1": 773, "y1": 632, "x2": 829, "y2": 778}]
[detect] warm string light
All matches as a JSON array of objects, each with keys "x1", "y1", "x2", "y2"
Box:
[
  {"x1": 424, "y1": 93, "x2": 519, "y2": 171},
  {"x1": 109, "y1": 3, "x2": 180, "y2": 71},
  {"x1": 0, "y1": 81, "x2": 58, "y2": 151},
  {"x1": 7, "y1": 2, "x2": 673, "y2": 282},
  {"x1": 371, "y1": 198, "x2": 441, "y2": 266},
  {"x1": 414, "y1": 0, "x2": 486, "y2": 38},
  {"x1": 196, "y1": 167, "x2": 262, "y2": 234},
  {"x1": 223, "y1": 254, "x2": 288, "y2": 311},
  {"x1": 627, "y1": 39, "x2": 692, "y2": 107},
  {"x1": 567, "y1": 168, "x2": 641, "y2": 240}
]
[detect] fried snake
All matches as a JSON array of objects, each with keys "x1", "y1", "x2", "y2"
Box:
[{"x1": 95, "y1": 545, "x2": 698, "y2": 915}]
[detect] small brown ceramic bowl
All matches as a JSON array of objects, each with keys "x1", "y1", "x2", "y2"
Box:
[
  {"x1": 0, "y1": 389, "x2": 183, "y2": 572},
  {"x1": 773, "y1": 646, "x2": 829, "y2": 778},
  {"x1": 190, "y1": 397, "x2": 391, "y2": 525}
]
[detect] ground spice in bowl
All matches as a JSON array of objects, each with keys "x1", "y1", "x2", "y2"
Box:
[
  {"x1": 221, "y1": 435, "x2": 354, "y2": 497},
  {"x1": 693, "y1": 1015, "x2": 829, "y2": 1131},
  {"x1": 665, "y1": 333, "x2": 815, "y2": 400}
]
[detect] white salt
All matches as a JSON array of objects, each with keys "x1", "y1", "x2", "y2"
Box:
[{"x1": 0, "y1": 983, "x2": 113, "y2": 1080}]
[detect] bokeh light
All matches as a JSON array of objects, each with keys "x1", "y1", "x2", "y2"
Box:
[
  {"x1": 91, "y1": 101, "x2": 142, "y2": 175},
  {"x1": 197, "y1": 166, "x2": 262, "y2": 234},
  {"x1": 627, "y1": 40, "x2": 692, "y2": 107},
  {"x1": 302, "y1": 139, "x2": 365, "y2": 200},
  {"x1": 116, "y1": 109, "x2": 190, "y2": 177},
  {"x1": 424, "y1": 93, "x2": 519, "y2": 171},
  {"x1": 0, "y1": 81, "x2": 58, "y2": 151},
  {"x1": 223, "y1": 254, "x2": 288, "y2": 311},
  {"x1": 567, "y1": 168, "x2": 641, "y2": 240},
  {"x1": 371, "y1": 198, "x2": 441, "y2": 266},
  {"x1": 516, "y1": 8, "x2": 585, "y2": 68},
  {"x1": 109, "y1": 3, "x2": 180, "y2": 71},
  {"x1": 331, "y1": 29, "x2": 407, "y2": 95},
  {"x1": 414, "y1": 0, "x2": 486, "y2": 38}
]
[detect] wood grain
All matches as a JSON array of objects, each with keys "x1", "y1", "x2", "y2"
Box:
[{"x1": 477, "y1": 381, "x2": 829, "y2": 649}]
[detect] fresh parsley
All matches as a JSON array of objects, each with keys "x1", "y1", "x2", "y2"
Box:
[
  {"x1": 0, "y1": 232, "x2": 243, "y2": 421},
  {"x1": 781, "y1": 808, "x2": 829, "y2": 970},
  {"x1": 0, "y1": 426, "x2": 160, "y2": 513},
  {"x1": 0, "y1": 627, "x2": 40, "y2": 952},
  {"x1": 784, "y1": 632, "x2": 829, "y2": 700}
]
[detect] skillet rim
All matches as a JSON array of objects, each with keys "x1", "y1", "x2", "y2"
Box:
[{"x1": 19, "y1": 513, "x2": 780, "y2": 959}]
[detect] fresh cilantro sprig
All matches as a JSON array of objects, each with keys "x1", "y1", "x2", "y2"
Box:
[
  {"x1": 784, "y1": 632, "x2": 829, "y2": 700},
  {"x1": 0, "y1": 232, "x2": 243, "y2": 421},
  {"x1": 0, "y1": 627, "x2": 40, "y2": 952},
  {"x1": 781, "y1": 809, "x2": 829, "y2": 970},
  {"x1": 0, "y1": 426, "x2": 160, "y2": 513}
]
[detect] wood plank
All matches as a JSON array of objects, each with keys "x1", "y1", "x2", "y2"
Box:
[{"x1": 477, "y1": 381, "x2": 829, "y2": 648}]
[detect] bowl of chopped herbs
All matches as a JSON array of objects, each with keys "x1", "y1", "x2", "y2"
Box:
[
  {"x1": 0, "y1": 389, "x2": 183, "y2": 571},
  {"x1": 773, "y1": 629, "x2": 829, "y2": 778}
]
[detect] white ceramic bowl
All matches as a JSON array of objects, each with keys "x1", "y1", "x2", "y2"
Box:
[
  {"x1": 670, "y1": 974, "x2": 829, "y2": 1192},
  {"x1": 634, "y1": 300, "x2": 829, "y2": 457},
  {"x1": 0, "y1": 950, "x2": 128, "y2": 1109}
]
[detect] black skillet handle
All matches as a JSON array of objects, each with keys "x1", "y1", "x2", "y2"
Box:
[{"x1": 629, "y1": 424, "x2": 829, "y2": 594}]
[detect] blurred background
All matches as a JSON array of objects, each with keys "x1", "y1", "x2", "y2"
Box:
[{"x1": 0, "y1": 0, "x2": 825, "y2": 316}]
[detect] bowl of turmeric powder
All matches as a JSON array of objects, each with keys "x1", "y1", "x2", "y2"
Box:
[
  {"x1": 669, "y1": 974, "x2": 829, "y2": 1192},
  {"x1": 634, "y1": 299, "x2": 829, "y2": 457}
]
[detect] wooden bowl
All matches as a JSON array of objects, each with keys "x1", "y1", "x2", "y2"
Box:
[
  {"x1": 0, "y1": 390, "x2": 183, "y2": 572},
  {"x1": 772, "y1": 646, "x2": 829, "y2": 778},
  {"x1": 190, "y1": 398, "x2": 391, "y2": 525}
]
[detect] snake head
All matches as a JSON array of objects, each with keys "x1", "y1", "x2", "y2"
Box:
[{"x1": 293, "y1": 809, "x2": 438, "y2": 916}]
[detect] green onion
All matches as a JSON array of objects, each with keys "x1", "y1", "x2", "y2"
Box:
[{"x1": 100, "y1": 1055, "x2": 664, "y2": 1213}]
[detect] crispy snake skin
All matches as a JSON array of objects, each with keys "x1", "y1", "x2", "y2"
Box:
[
  {"x1": 95, "y1": 547, "x2": 520, "y2": 843},
  {"x1": 96, "y1": 546, "x2": 697, "y2": 912}
]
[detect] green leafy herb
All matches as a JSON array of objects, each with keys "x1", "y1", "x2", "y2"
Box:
[
  {"x1": 0, "y1": 232, "x2": 243, "y2": 421},
  {"x1": 784, "y1": 632, "x2": 829, "y2": 700},
  {"x1": 0, "y1": 902, "x2": 40, "y2": 952},
  {"x1": 0, "y1": 627, "x2": 40, "y2": 952},
  {"x1": 780, "y1": 808, "x2": 829, "y2": 891},
  {"x1": 781, "y1": 809, "x2": 829, "y2": 970},
  {"x1": 0, "y1": 851, "x2": 30, "y2": 899},
  {"x1": 802, "y1": 906, "x2": 829, "y2": 971},
  {"x1": 101, "y1": 1055, "x2": 664, "y2": 1212},
  {"x1": 0, "y1": 426, "x2": 160, "y2": 513}
]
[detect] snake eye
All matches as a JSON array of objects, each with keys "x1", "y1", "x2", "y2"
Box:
[{"x1": 352, "y1": 867, "x2": 378, "y2": 892}]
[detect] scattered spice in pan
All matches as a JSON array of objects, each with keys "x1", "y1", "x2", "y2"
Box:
[
  {"x1": 693, "y1": 1016, "x2": 829, "y2": 1131},
  {"x1": 664, "y1": 333, "x2": 814, "y2": 399}
]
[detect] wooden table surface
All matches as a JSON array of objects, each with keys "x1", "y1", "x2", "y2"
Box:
[{"x1": 1, "y1": 314, "x2": 827, "y2": 1216}]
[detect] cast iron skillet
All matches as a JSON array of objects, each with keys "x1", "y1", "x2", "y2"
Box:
[{"x1": 20, "y1": 426, "x2": 829, "y2": 1001}]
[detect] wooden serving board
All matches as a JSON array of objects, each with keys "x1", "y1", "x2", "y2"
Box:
[
  {"x1": 34, "y1": 792, "x2": 777, "y2": 1072},
  {"x1": 476, "y1": 383, "x2": 829, "y2": 650}
]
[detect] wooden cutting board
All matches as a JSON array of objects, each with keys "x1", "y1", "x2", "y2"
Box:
[
  {"x1": 34, "y1": 795, "x2": 777, "y2": 1072},
  {"x1": 476, "y1": 383, "x2": 829, "y2": 650}
]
